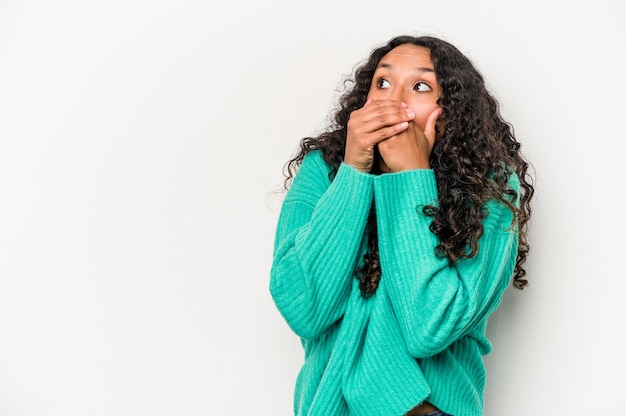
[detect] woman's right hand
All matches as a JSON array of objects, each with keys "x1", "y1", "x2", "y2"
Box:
[{"x1": 345, "y1": 99, "x2": 415, "y2": 172}]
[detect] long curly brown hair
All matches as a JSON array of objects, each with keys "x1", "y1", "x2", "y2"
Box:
[{"x1": 282, "y1": 35, "x2": 534, "y2": 297}]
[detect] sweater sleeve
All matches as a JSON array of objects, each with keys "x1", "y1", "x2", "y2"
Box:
[
  {"x1": 270, "y1": 151, "x2": 374, "y2": 341},
  {"x1": 373, "y1": 169, "x2": 519, "y2": 358}
]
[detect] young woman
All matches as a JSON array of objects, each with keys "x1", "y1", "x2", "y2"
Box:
[{"x1": 270, "y1": 35, "x2": 534, "y2": 416}]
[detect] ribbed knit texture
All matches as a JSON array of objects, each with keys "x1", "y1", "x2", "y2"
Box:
[{"x1": 270, "y1": 151, "x2": 519, "y2": 416}]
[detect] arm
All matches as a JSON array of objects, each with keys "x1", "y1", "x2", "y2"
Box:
[
  {"x1": 374, "y1": 169, "x2": 519, "y2": 358},
  {"x1": 270, "y1": 152, "x2": 374, "y2": 340}
]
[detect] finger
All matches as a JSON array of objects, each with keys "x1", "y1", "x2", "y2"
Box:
[
  {"x1": 423, "y1": 107, "x2": 443, "y2": 144},
  {"x1": 361, "y1": 99, "x2": 407, "y2": 114},
  {"x1": 371, "y1": 121, "x2": 409, "y2": 143},
  {"x1": 351, "y1": 99, "x2": 402, "y2": 122},
  {"x1": 361, "y1": 101, "x2": 413, "y2": 128}
]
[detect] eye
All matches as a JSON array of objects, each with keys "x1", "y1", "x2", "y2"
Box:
[
  {"x1": 413, "y1": 82, "x2": 432, "y2": 92},
  {"x1": 376, "y1": 78, "x2": 391, "y2": 89}
]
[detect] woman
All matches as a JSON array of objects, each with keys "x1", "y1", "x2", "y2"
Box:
[{"x1": 270, "y1": 35, "x2": 534, "y2": 416}]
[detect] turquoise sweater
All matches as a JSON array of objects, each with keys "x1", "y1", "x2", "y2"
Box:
[{"x1": 270, "y1": 151, "x2": 518, "y2": 416}]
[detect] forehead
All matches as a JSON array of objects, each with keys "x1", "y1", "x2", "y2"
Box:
[{"x1": 378, "y1": 44, "x2": 433, "y2": 68}]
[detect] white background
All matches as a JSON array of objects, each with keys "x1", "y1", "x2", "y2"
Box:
[{"x1": 1, "y1": 0, "x2": 625, "y2": 414}]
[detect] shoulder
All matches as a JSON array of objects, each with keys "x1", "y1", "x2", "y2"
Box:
[
  {"x1": 483, "y1": 168, "x2": 520, "y2": 233},
  {"x1": 506, "y1": 169, "x2": 521, "y2": 193},
  {"x1": 283, "y1": 150, "x2": 332, "y2": 204},
  {"x1": 302, "y1": 150, "x2": 331, "y2": 171},
  {"x1": 292, "y1": 150, "x2": 332, "y2": 185}
]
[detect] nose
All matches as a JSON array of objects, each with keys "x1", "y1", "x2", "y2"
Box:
[
  {"x1": 370, "y1": 86, "x2": 406, "y2": 103},
  {"x1": 390, "y1": 86, "x2": 402, "y2": 100},
  {"x1": 388, "y1": 86, "x2": 407, "y2": 103}
]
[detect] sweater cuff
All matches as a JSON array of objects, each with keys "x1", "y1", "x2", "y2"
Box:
[
  {"x1": 373, "y1": 169, "x2": 438, "y2": 208},
  {"x1": 327, "y1": 162, "x2": 375, "y2": 207},
  {"x1": 294, "y1": 162, "x2": 374, "y2": 254}
]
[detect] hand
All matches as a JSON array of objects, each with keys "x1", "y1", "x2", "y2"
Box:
[
  {"x1": 377, "y1": 107, "x2": 442, "y2": 172},
  {"x1": 345, "y1": 99, "x2": 415, "y2": 172}
]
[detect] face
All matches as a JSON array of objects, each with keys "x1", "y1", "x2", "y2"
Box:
[{"x1": 367, "y1": 44, "x2": 441, "y2": 132}]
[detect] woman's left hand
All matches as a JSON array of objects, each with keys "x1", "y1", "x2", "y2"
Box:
[{"x1": 377, "y1": 107, "x2": 442, "y2": 172}]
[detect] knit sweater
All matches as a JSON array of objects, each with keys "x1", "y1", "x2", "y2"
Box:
[{"x1": 270, "y1": 151, "x2": 519, "y2": 416}]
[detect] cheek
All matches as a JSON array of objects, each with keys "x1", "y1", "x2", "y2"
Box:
[
  {"x1": 412, "y1": 108, "x2": 435, "y2": 131},
  {"x1": 413, "y1": 113, "x2": 430, "y2": 131},
  {"x1": 366, "y1": 88, "x2": 380, "y2": 100},
  {"x1": 410, "y1": 101, "x2": 440, "y2": 131}
]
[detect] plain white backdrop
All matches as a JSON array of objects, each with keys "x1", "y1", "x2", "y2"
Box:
[{"x1": 1, "y1": 0, "x2": 625, "y2": 414}]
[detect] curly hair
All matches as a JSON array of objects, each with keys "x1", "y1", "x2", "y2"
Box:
[{"x1": 282, "y1": 35, "x2": 534, "y2": 297}]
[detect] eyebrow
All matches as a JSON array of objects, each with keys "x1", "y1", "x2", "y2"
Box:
[{"x1": 378, "y1": 63, "x2": 435, "y2": 73}]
